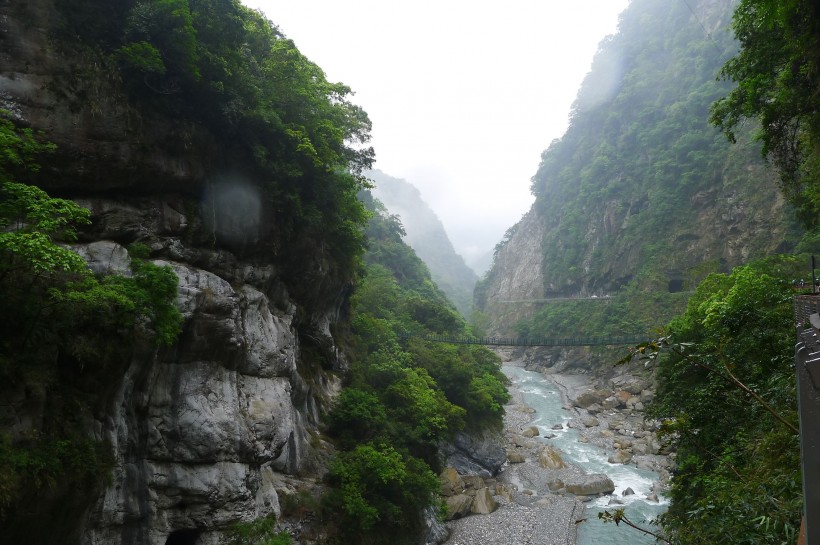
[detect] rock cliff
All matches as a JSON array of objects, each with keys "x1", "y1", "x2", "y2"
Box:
[
  {"x1": 1, "y1": 2, "x2": 347, "y2": 543},
  {"x1": 475, "y1": 0, "x2": 803, "y2": 337}
]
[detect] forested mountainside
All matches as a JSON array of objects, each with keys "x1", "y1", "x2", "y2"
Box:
[
  {"x1": 473, "y1": 0, "x2": 817, "y2": 543},
  {"x1": 0, "y1": 2, "x2": 505, "y2": 544},
  {"x1": 475, "y1": 0, "x2": 806, "y2": 338},
  {"x1": 367, "y1": 169, "x2": 478, "y2": 317}
]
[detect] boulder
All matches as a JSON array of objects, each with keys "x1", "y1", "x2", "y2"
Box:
[
  {"x1": 521, "y1": 426, "x2": 540, "y2": 438},
  {"x1": 439, "y1": 467, "x2": 464, "y2": 496},
  {"x1": 632, "y1": 442, "x2": 650, "y2": 455},
  {"x1": 551, "y1": 423, "x2": 564, "y2": 430},
  {"x1": 495, "y1": 483, "x2": 514, "y2": 501},
  {"x1": 461, "y1": 475, "x2": 486, "y2": 492},
  {"x1": 471, "y1": 487, "x2": 498, "y2": 515},
  {"x1": 608, "y1": 449, "x2": 633, "y2": 464},
  {"x1": 573, "y1": 389, "x2": 604, "y2": 408},
  {"x1": 507, "y1": 451, "x2": 526, "y2": 464},
  {"x1": 440, "y1": 428, "x2": 505, "y2": 477},
  {"x1": 582, "y1": 416, "x2": 600, "y2": 428},
  {"x1": 623, "y1": 487, "x2": 635, "y2": 496},
  {"x1": 445, "y1": 494, "x2": 473, "y2": 520},
  {"x1": 538, "y1": 445, "x2": 567, "y2": 469},
  {"x1": 565, "y1": 474, "x2": 615, "y2": 496}
]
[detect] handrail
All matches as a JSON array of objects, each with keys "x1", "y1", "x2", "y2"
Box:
[{"x1": 398, "y1": 333, "x2": 648, "y2": 347}]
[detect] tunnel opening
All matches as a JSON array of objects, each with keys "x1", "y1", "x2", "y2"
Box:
[
  {"x1": 668, "y1": 278, "x2": 684, "y2": 293},
  {"x1": 165, "y1": 529, "x2": 200, "y2": 545}
]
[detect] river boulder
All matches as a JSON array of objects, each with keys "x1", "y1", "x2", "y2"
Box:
[
  {"x1": 471, "y1": 487, "x2": 498, "y2": 515},
  {"x1": 564, "y1": 474, "x2": 616, "y2": 496},
  {"x1": 445, "y1": 494, "x2": 473, "y2": 520},
  {"x1": 440, "y1": 428, "x2": 505, "y2": 477},
  {"x1": 538, "y1": 445, "x2": 567, "y2": 469}
]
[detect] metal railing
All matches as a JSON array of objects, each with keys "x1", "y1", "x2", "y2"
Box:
[
  {"x1": 400, "y1": 333, "x2": 649, "y2": 347},
  {"x1": 794, "y1": 295, "x2": 820, "y2": 545}
]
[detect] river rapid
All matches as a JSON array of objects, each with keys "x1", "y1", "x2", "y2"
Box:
[{"x1": 503, "y1": 364, "x2": 668, "y2": 545}]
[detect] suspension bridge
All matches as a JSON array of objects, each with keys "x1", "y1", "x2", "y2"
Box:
[{"x1": 401, "y1": 333, "x2": 649, "y2": 347}]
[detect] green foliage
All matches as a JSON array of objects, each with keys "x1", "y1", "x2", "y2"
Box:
[
  {"x1": 514, "y1": 288, "x2": 690, "y2": 345},
  {"x1": 711, "y1": 0, "x2": 820, "y2": 227},
  {"x1": 512, "y1": 0, "x2": 800, "y2": 300},
  {"x1": 647, "y1": 256, "x2": 803, "y2": 545},
  {"x1": 114, "y1": 41, "x2": 166, "y2": 75},
  {"x1": 324, "y1": 442, "x2": 438, "y2": 541},
  {"x1": 0, "y1": 433, "x2": 112, "y2": 518},
  {"x1": 225, "y1": 514, "x2": 291, "y2": 545},
  {"x1": 57, "y1": 0, "x2": 374, "y2": 298},
  {"x1": 120, "y1": 0, "x2": 200, "y2": 84},
  {"x1": 321, "y1": 201, "x2": 509, "y2": 544},
  {"x1": 0, "y1": 114, "x2": 182, "y2": 538}
]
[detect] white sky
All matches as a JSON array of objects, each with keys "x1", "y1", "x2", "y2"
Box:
[{"x1": 241, "y1": 0, "x2": 630, "y2": 269}]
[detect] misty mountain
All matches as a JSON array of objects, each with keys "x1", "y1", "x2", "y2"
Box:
[
  {"x1": 367, "y1": 170, "x2": 478, "y2": 316},
  {"x1": 475, "y1": 0, "x2": 804, "y2": 336}
]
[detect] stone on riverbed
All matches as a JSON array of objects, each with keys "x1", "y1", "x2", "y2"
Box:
[
  {"x1": 446, "y1": 494, "x2": 474, "y2": 520},
  {"x1": 440, "y1": 467, "x2": 465, "y2": 496},
  {"x1": 521, "y1": 426, "x2": 540, "y2": 438},
  {"x1": 471, "y1": 487, "x2": 498, "y2": 515},
  {"x1": 564, "y1": 474, "x2": 615, "y2": 496},
  {"x1": 507, "y1": 450, "x2": 526, "y2": 464},
  {"x1": 608, "y1": 449, "x2": 633, "y2": 464},
  {"x1": 538, "y1": 445, "x2": 567, "y2": 469}
]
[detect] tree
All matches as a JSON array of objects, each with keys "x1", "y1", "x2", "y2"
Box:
[
  {"x1": 643, "y1": 258, "x2": 803, "y2": 544},
  {"x1": 711, "y1": 0, "x2": 820, "y2": 226}
]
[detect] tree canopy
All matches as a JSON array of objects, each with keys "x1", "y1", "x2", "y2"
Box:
[
  {"x1": 646, "y1": 257, "x2": 803, "y2": 544},
  {"x1": 711, "y1": 0, "x2": 820, "y2": 227}
]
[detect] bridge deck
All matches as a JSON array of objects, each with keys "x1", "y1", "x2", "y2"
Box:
[{"x1": 402, "y1": 334, "x2": 647, "y2": 347}]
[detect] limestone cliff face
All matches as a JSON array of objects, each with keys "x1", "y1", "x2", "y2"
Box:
[
  {"x1": 474, "y1": 209, "x2": 545, "y2": 336},
  {"x1": 1, "y1": 3, "x2": 345, "y2": 544}
]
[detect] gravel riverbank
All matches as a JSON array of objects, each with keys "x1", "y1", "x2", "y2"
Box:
[
  {"x1": 443, "y1": 360, "x2": 671, "y2": 545},
  {"x1": 443, "y1": 363, "x2": 585, "y2": 545}
]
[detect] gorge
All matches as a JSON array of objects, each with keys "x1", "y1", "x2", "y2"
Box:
[{"x1": 0, "y1": 0, "x2": 813, "y2": 544}]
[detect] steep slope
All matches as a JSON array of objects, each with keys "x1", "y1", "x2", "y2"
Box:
[
  {"x1": 476, "y1": 0, "x2": 803, "y2": 337},
  {"x1": 368, "y1": 169, "x2": 478, "y2": 316},
  {"x1": 0, "y1": 2, "x2": 366, "y2": 543}
]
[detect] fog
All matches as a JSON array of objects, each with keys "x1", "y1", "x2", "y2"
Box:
[{"x1": 241, "y1": 0, "x2": 629, "y2": 273}]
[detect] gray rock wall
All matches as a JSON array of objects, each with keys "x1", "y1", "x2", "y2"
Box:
[
  {"x1": 68, "y1": 202, "x2": 342, "y2": 545},
  {"x1": 0, "y1": 3, "x2": 347, "y2": 540}
]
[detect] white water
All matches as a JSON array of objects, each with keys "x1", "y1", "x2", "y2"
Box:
[{"x1": 504, "y1": 365, "x2": 668, "y2": 545}]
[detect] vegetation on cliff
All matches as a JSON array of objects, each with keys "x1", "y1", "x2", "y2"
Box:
[
  {"x1": 321, "y1": 195, "x2": 508, "y2": 544},
  {"x1": 479, "y1": 0, "x2": 803, "y2": 318},
  {"x1": 711, "y1": 0, "x2": 820, "y2": 228},
  {"x1": 367, "y1": 169, "x2": 479, "y2": 317},
  {"x1": 51, "y1": 0, "x2": 373, "y2": 297},
  {"x1": 0, "y1": 113, "x2": 182, "y2": 540},
  {"x1": 636, "y1": 257, "x2": 803, "y2": 544},
  {"x1": 638, "y1": 1, "x2": 820, "y2": 542}
]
